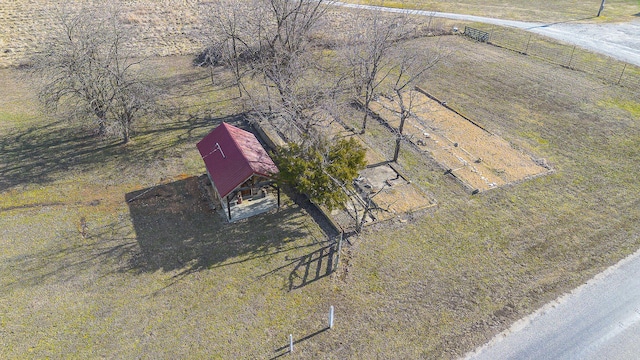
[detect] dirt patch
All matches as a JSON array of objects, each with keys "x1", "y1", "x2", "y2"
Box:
[
  {"x1": 355, "y1": 164, "x2": 435, "y2": 222},
  {"x1": 125, "y1": 175, "x2": 210, "y2": 215},
  {"x1": 319, "y1": 116, "x2": 436, "y2": 230},
  {"x1": 257, "y1": 113, "x2": 436, "y2": 231},
  {"x1": 331, "y1": 162, "x2": 436, "y2": 231},
  {"x1": 369, "y1": 89, "x2": 551, "y2": 192}
]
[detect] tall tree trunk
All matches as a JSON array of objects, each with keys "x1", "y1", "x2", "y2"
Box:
[
  {"x1": 98, "y1": 119, "x2": 107, "y2": 136},
  {"x1": 122, "y1": 128, "x2": 131, "y2": 145},
  {"x1": 393, "y1": 136, "x2": 401, "y2": 162},
  {"x1": 393, "y1": 110, "x2": 408, "y2": 163},
  {"x1": 122, "y1": 127, "x2": 130, "y2": 144},
  {"x1": 361, "y1": 96, "x2": 371, "y2": 134}
]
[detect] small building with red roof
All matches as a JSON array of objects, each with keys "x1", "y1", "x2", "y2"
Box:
[{"x1": 197, "y1": 122, "x2": 280, "y2": 221}]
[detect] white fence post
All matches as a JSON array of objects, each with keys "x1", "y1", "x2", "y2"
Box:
[
  {"x1": 289, "y1": 334, "x2": 293, "y2": 352},
  {"x1": 329, "y1": 306, "x2": 334, "y2": 329}
]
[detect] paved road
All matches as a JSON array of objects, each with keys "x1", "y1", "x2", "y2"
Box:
[
  {"x1": 333, "y1": 2, "x2": 640, "y2": 67},
  {"x1": 464, "y1": 247, "x2": 640, "y2": 360}
]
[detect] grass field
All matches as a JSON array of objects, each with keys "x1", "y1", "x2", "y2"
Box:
[
  {"x1": 332, "y1": 35, "x2": 640, "y2": 357},
  {"x1": 0, "y1": 60, "x2": 339, "y2": 359},
  {"x1": 348, "y1": 0, "x2": 640, "y2": 22},
  {"x1": 2, "y1": 31, "x2": 640, "y2": 359}
]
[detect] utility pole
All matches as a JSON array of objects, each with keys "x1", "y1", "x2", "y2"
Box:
[{"x1": 597, "y1": 0, "x2": 606, "y2": 17}]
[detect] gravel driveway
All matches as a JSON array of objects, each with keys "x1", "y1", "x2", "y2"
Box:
[
  {"x1": 518, "y1": 20, "x2": 640, "y2": 67},
  {"x1": 334, "y1": 2, "x2": 640, "y2": 67}
]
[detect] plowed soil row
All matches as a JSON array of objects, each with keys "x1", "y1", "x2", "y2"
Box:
[{"x1": 369, "y1": 89, "x2": 551, "y2": 191}]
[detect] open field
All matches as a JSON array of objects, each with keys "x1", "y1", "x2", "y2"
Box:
[
  {"x1": 347, "y1": 0, "x2": 640, "y2": 22},
  {"x1": 3, "y1": 0, "x2": 638, "y2": 70},
  {"x1": 2, "y1": 30, "x2": 640, "y2": 360},
  {"x1": 333, "y1": 35, "x2": 640, "y2": 357},
  {"x1": 0, "y1": 0, "x2": 203, "y2": 68},
  {"x1": 0, "y1": 59, "x2": 339, "y2": 359}
]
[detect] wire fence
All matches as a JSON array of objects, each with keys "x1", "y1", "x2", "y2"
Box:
[{"x1": 463, "y1": 26, "x2": 640, "y2": 90}]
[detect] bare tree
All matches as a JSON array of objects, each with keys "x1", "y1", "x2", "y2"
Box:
[
  {"x1": 27, "y1": 5, "x2": 159, "y2": 144},
  {"x1": 341, "y1": 179, "x2": 391, "y2": 233},
  {"x1": 198, "y1": 0, "x2": 259, "y2": 97},
  {"x1": 200, "y1": 0, "x2": 337, "y2": 143},
  {"x1": 380, "y1": 45, "x2": 440, "y2": 162},
  {"x1": 251, "y1": 0, "x2": 336, "y2": 143},
  {"x1": 342, "y1": 11, "x2": 407, "y2": 134}
]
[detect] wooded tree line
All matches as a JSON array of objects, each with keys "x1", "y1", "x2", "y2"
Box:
[
  {"x1": 199, "y1": 0, "x2": 441, "y2": 137},
  {"x1": 27, "y1": 0, "x2": 444, "y2": 222}
]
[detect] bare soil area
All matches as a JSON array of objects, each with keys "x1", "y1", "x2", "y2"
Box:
[
  {"x1": 369, "y1": 89, "x2": 550, "y2": 192},
  {"x1": 331, "y1": 116, "x2": 436, "y2": 225},
  {"x1": 332, "y1": 161, "x2": 436, "y2": 230}
]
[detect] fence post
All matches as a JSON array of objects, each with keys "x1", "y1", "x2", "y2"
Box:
[
  {"x1": 524, "y1": 34, "x2": 532, "y2": 54},
  {"x1": 568, "y1": 46, "x2": 576, "y2": 68},
  {"x1": 618, "y1": 63, "x2": 627, "y2": 85},
  {"x1": 334, "y1": 232, "x2": 343, "y2": 272},
  {"x1": 329, "y1": 306, "x2": 335, "y2": 329},
  {"x1": 289, "y1": 334, "x2": 293, "y2": 352},
  {"x1": 598, "y1": 0, "x2": 606, "y2": 17}
]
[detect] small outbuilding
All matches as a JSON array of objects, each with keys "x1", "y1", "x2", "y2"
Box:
[{"x1": 197, "y1": 122, "x2": 280, "y2": 221}]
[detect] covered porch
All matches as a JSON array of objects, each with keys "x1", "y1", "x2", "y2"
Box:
[
  {"x1": 197, "y1": 122, "x2": 281, "y2": 223},
  {"x1": 210, "y1": 175, "x2": 281, "y2": 222}
]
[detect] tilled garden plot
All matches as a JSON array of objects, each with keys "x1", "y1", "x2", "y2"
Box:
[
  {"x1": 325, "y1": 120, "x2": 435, "y2": 230},
  {"x1": 369, "y1": 89, "x2": 551, "y2": 192}
]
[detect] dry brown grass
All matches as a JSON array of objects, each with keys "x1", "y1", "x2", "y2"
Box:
[
  {"x1": 0, "y1": 56, "x2": 339, "y2": 359},
  {"x1": 326, "y1": 35, "x2": 640, "y2": 358},
  {"x1": 1, "y1": 27, "x2": 639, "y2": 360},
  {"x1": 0, "y1": 0, "x2": 204, "y2": 68}
]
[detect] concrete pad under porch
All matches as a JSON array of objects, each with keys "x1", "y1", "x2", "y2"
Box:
[{"x1": 218, "y1": 191, "x2": 279, "y2": 222}]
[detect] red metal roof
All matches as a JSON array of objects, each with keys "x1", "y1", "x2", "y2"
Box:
[{"x1": 197, "y1": 122, "x2": 279, "y2": 198}]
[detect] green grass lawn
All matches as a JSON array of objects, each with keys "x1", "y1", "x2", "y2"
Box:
[{"x1": 1, "y1": 31, "x2": 639, "y2": 359}]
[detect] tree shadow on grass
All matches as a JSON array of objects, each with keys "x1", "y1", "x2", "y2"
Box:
[
  {"x1": 0, "y1": 113, "x2": 244, "y2": 192},
  {"x1": 0, "y1": 120, "x2": 120, "y2": 191},
  {"x1": 1, "y1": 216, "x2": 139, "y2": 291},
  {"x1": 0, "y1": 176, "x2": 323, "y2": 292},
  {"x1": 125, "y1": 176, "x2": 316, "y2": 276}
]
